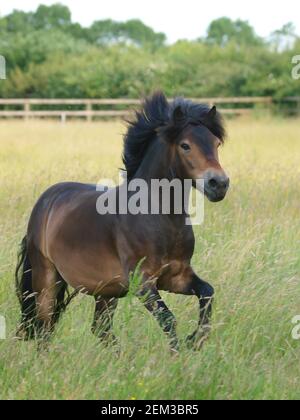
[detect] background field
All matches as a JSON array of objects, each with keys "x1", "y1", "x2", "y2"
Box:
[{"x1": 0, "y1": 118, "x2": 299, "y2": 400}]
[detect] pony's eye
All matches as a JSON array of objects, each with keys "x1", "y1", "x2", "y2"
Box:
[{"x1": 180, "y1": 143, "x2": 191, "y2": 152}]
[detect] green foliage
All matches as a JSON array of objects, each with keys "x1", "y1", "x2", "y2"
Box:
[
  {"x1": 206, "y1": 17, "x2": 263, "y2": 46},
  {"x1": 0, "y1": 4, "x2": 299, "y2": 99},
  {"x1": 34, "y1": 3, "x2": 71, "y2": 29},
  {"x1": 0, "y1": 29, "x2": 89, "y2": 70},
  {"x1": 1, "y1": 10, "x2": 35, "y2": 33},
  {"x1": 88, "y1": 19, "x2": 166, "y2": 48}
]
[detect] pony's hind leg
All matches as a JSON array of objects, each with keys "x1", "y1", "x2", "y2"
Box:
[
  {"x1": 91, "y1": 297, "x2": 118, "y2": 345},
  {"x1": 31, "y1": 254, "x2": 62, "y2": 346}
]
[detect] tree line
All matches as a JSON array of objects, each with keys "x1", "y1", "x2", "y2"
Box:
[{"x1": 0, "y1": 3, "x2": 299, "y2": 99}]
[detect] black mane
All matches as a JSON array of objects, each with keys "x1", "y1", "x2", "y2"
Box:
[{"x1": 123, "y1": 91, "x2": 226, "y2": 179}]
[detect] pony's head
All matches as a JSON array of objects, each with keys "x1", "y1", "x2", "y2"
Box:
[
  {"x1": 167, "y1": 98, "x2": 229, "y2": 202},
  {"x1": 123, "y1": 92, "x2": 229, "y2": 202}
]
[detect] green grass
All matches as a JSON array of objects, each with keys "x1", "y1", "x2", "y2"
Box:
[{"x1": 0, "y1": 118, "x2": 299, "y2": 400}]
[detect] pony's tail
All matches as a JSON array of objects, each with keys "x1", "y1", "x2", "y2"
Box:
[{"x1": 15, "y1": 236, "x2": 36, "y2": 340}]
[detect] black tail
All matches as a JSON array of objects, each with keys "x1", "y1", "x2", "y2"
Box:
[{"x1": 15, "y1": 236, "x2": 36, "y2": 340}]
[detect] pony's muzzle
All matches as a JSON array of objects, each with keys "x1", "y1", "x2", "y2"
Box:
[{"x1": 204, "y1": 172, "x2": 230, "y2": 202}]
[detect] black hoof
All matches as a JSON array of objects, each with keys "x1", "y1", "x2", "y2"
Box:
[{"x1": 186, "y1": 328, "x2": 210, "y2": 351}]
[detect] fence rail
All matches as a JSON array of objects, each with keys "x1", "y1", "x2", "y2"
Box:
[{"x1": 0, "y1": 96, "x2": 296, "y2": 121}]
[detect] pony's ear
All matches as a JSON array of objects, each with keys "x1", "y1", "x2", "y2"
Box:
[
  {"x1": 173, "y1": 105, "x2": 185, "y2": 125},
  {"x1": 161, "y1": 105, "x2": 184, "y2": 142},
  {"x1": 201, "y1": 105, "x2": 217, "y2": 127},
  {"x1": 207, "y1": 105, "x2": 217, "y2": 120}
]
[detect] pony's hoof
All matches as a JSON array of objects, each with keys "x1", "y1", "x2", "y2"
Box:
[
  {"x1": 185, "y1": 332, "x2": 197, "y2": 349},
  {"x1": 185, "y1": 331, "x2": 209, "y2": 351}
]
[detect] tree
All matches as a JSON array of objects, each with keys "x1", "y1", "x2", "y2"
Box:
[
  {"x1": 121, "y1": 19, "x2": 166, "y2": 48},
  {"x1": 206, "y1": 17, "x2": 262, "y2": 47},
  {"x1": 88, "y1": 19, "x2": 166, "y2": 48},
  {"x1": 269, "y1": 22, "x2": 298, "y2": 51},
  {"x1": 33, "y1": 3, "x2": 72, "y2": 30},
  {"x1": 67, "y1": 22, "x2": 89, "y2": 41},
  {"x1": 1, "y1": 10, "x2": 34, "y2": 33},
  {"x1": 88, "y1": 19, "x2": 122, "y2": 44},
  {"x1": 0, "y1": 29, "x2": 90, "y2": 71}
]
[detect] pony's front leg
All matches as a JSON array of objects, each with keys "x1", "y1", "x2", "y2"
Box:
[
  {"x1": 185, "y1": 274, "x2": 215, "y2": 350},
  {"x1": 137, "y1": 282, "x2": 179, "y2": 354},
  {"x1": 92, "y1": 297, "x2": 119, "y2": 345}
]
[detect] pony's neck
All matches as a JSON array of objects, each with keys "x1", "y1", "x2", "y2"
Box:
[
  {"x1": 131, "y1": 137, "x2": 191, "y2": 221},
  {"x1": 133, "y1": 137, "x2": 173, "y2": 182}
]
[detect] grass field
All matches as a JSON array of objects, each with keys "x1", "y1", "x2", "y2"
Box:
[{"x1": 0, "y1": 118, "x2": 299, "y2": 400}]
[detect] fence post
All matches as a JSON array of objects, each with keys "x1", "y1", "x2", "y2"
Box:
[
  {"x1": 24, "y1": 100, "x2": 30, "y2": 120},
  {"x1": 86, "y1": 101, "x2": 92, "y2": 122},
  {"x1": 61, "y1": 113, "x2": 66, "y2": 124}
]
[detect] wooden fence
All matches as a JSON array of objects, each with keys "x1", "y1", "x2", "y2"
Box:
[{"x1": 0, "y1": 96, "x2": 296, "y2": 121}]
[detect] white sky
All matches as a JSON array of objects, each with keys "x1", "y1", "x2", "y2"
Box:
[{"x1": 0, "y1": 0, "x2": 299, "y2": 43}]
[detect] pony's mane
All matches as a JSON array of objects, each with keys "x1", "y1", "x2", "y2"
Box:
[{"x1": 123, "y1": 91, "x2": 226, "y2": 179}]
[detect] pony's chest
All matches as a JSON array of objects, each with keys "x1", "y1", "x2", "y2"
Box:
[{"x1": 159, "y1": 226, "x2": 195, "y2": 261}]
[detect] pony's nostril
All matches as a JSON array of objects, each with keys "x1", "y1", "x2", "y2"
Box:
[
  {"x1": 208, "y1": 178, "x2": 218, "y2": 189},
  {"x1": 207, "y1": 176, "x2": 229, "y2": 191},
  {"x1": 221, "y1": 177, "x2": 230, "y2": 189}
]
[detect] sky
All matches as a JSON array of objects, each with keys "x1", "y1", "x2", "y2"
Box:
[{"x1": 0, "y1": 0, "x2": 299, "y2": 43}]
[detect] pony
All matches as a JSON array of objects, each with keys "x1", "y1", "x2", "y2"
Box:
[{"x1": 16, "y1": 92, "x2": 229, "y2": 352}]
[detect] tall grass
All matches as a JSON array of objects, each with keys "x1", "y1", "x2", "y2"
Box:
[{"x1": 0, "y1": 118, "x2": 299, "y2": 400}]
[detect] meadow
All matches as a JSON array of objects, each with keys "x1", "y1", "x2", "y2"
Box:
[{"x1": 0, "y1": 117, "x2": 299, "y2": 400}]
